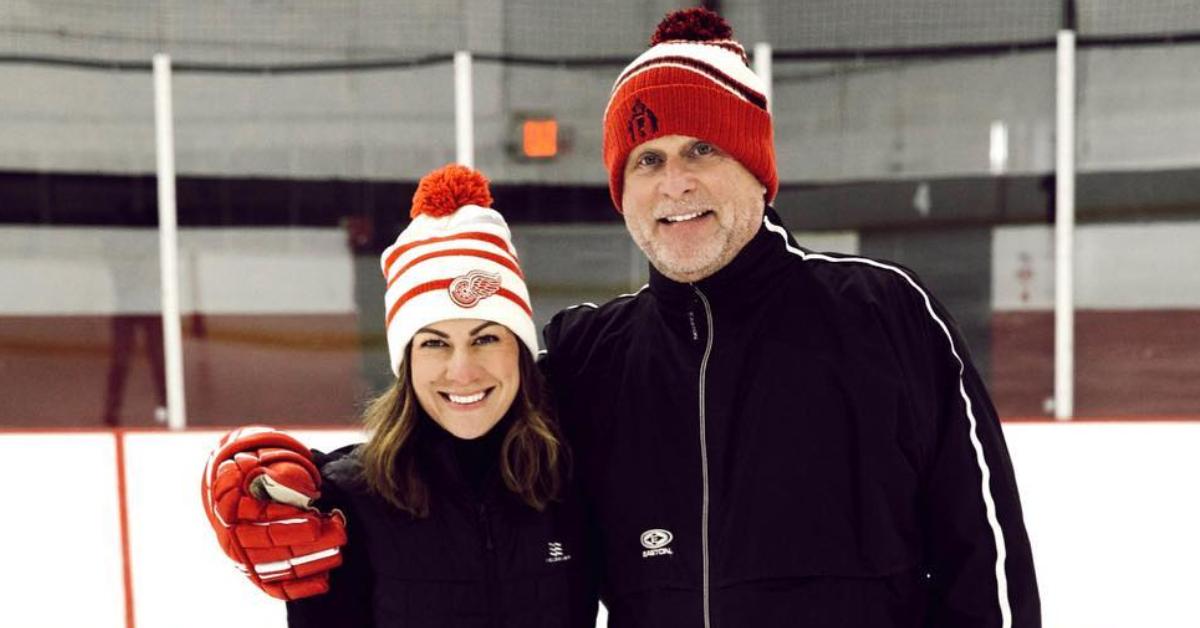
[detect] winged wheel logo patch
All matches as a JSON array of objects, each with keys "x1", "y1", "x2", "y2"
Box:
[{"x1": 448, "y1": 270, "x2": 502, "y2": 308}]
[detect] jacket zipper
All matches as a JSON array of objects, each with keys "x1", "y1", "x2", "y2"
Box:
[
  {"x1": 479, "y1": 502, "x2": 500, "y2": 627},
  {"x1": 694, "y1": 288, "x2": 715, "y2": 628}
]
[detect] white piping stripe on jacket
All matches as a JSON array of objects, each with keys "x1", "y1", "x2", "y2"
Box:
[
  {"x1": 559, "y1": 284, "x2": 647, "y2": 314},
  {"x1": 544, "y1": 287, "x2": 649, "y2": 360},
  {"x1": 762, "y1": 215, "x2": 1013, "y2": 628}
]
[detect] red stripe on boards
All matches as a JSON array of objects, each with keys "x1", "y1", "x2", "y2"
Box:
[{"x1": 114, "y1": 430, "x2": 137, "y2": 628}]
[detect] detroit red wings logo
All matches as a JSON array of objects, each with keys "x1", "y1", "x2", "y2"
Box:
[{"x1": 449, "y1": 270, "x2": 502, "y2": 308}]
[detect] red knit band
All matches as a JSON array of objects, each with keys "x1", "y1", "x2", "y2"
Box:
[
  {"x1": 382, "y1": 231, "x2": 516, "y2": 277},
  {"x1": 604, "y1": 78, "x2": 776, "y2": 211},
  {"x1": 386, "y1": 248, "x2": 524, "y2": 290},
  {"x1": 386, "y1": 279, "x2": 533, "y2": 328}
]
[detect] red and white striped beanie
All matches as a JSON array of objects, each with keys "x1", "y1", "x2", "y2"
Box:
[
  {"x1": 603, "y1": 8, "x2": 776, "y2": 211},
  {"x1": 379, "y1": 164, "x2": 537, "y2": 376}
]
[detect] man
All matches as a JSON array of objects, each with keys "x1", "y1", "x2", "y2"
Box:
[{"x1": 540, "y1": 7, "x2": 1039, "y2": 627}]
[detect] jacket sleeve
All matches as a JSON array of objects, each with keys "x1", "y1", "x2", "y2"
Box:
[
  {"x1": 539, "y1": 304, "x2": 593, "y2": 437},
  {"x1": 286, "y1": 455, "x2": 374, "y2": 627},
  {"x1": 900, "y1": 275, "x2": 1041, "y2": 628}
]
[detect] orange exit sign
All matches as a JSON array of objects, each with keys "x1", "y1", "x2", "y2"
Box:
[{"x1": 521, "y1": 118, "x2": 559, "y2": 159}]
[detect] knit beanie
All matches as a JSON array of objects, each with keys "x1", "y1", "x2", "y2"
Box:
[
  {"x1": 380, "y1": 164, "x2": 538, "y2": 376},
  {"x1": 603, "y1": 8, "x2": 776, "y2": 212}
]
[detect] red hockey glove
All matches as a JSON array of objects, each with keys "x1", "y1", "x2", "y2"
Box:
[{"x1": 202, "y1": 426, "x2": 348, "y2": 600}]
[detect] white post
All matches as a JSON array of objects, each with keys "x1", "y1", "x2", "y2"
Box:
[
  {"x1": 753, "y1": 42, "x2": 773, "y2": 113},
  {"x1": 1054, "y1": 31, "x2": 1076, "y2": 421},
  {"x1": 153, "y1": 53, "x2": 188, "y2": 430},
  {"x1": 989, "y1": 120, "x2": 1009, "y2": 175},
  {"x1": 454, "y1": 51, "x2": 475, "y2": 168}
]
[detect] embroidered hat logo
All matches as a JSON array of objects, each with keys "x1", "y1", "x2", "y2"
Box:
[
  {"x1": 626, "y1": 99, "x2": 659, "y2": 143},
  {"x1": 448, "y1": 270, "x2": 502, "y2": 308}
]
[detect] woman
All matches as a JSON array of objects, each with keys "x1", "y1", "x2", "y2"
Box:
[{"x1": 203, "y1": 165, "x2": 596, "y2": 627}]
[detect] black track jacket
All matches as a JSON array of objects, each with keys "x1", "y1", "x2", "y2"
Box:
[{"x1": 542, "y1": 207, "x2": 1039, "y2": 628}]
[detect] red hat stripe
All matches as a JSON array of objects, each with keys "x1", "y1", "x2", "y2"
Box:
[
  {"x1": 615, "y1": 56, "x2": 766, "y2": 111},
  {"x1": 386, "y1": 280, "x2": 534, "y2": 329},
  {"x1": 387, "y1": 279, "x2": 450, "y2": 328},
  {"x1": 386, "y1": 248, "x2": 524, "y2": 290},
  {"x1": 382, "y1": 231, "x2": 517, "y2": 278},
  {"x1": 495, "y1": 288, "x2": 534, "y2": 317}
]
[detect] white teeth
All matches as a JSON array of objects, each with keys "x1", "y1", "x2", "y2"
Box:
[
  {"x1": 665, "y1": 211, "x2": 706, "y2": 223},
  {"x1": 448, "y1": 391, "x2": 486, "y2": 404}
]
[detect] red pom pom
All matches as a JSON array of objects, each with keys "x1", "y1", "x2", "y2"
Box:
[
  {"x1": 650, "y1": 7, "x2": 732, "y2": 46},
  {"x1": 410, "y1": 164, "x2": 493, "y2": 219}
]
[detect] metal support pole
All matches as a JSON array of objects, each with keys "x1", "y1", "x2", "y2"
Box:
[
  {"x1": 454, "y1": 51, "x2": 475, "y2": 168},
  {"x1": 153, "y1": 53, "x2": 188, "y2": 430},
  {"x1": 1054, "y1": 31, "x2": 1076, "y2": 420},
  {"x1": 753, "y1": 42, "x2": 773, "y2": 114}
]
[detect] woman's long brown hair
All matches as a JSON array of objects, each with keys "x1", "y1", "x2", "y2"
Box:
[{"x1": 357, "y1": 344, "x2": 565, "y2": 517}]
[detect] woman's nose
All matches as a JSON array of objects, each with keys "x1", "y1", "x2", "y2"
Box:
[{"x1": 443, "y1": 347, "x2": 481, "y2": 384}]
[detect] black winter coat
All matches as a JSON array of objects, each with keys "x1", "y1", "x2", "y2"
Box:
[
  {"x1": 542, "y1": 207, "x2": 1040, "y2": 628},
  {"x1": 286, "y1": 422, "x2": 597, "y2": 628}
]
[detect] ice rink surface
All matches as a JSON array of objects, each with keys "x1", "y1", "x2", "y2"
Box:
[{"x1": 1, "y1": 423, "x2": 1197, "y2": 627}]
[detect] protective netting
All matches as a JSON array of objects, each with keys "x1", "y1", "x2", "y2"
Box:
[
  {"x1": 3, "y1": 1, "x2": 1200, "y2": 424},
  {"x1": 5, "y1": 1, "x2": 1200, "y2": 68},
  {"x1": 732, "y1": 0, "x2": 1060, "y2": 50},
  {"x1": 1078, "y1": 0, "x2": 1200, "y2": 38},
  {"x1": 500, "y1": 0, "x2": 692, "y2": 57},
  {"x1": 0, "y1": 0, "x2": 466, "y2": 63},
  {"x1": 773, "y1": 52, "x2": 1057, "y2": 182}
]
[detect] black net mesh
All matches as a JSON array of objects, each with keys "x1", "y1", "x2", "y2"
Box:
[
  {"x1": 1078, "y1": 0, "x2": 1200, "y2": 38},
  {"x1": 2, "y1": 1, "x2": 1200, "y2": 424},
  {"x1": 0, "y1": 0, "x2": 466, "y2": 63},
  {"x1": 742, "y1": 0, "x2": 1060, "y2": 49}
]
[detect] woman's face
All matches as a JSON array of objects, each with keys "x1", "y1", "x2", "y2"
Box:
[{"x1": 409, "y1": 318, "x2": 521, "y2": 440}]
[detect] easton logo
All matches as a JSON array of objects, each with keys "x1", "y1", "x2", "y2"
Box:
[
  {"x1": 640, "y1": 528, "x2": 674, "y2": 558},
  {"x1": 448, "y1": 270, "x2": 502, "y2": 308},
  {"x1": 626, "y1": 99, "x2": 659, "y2": 143},
  {"x1": 546, "y1": 541, "x2": 572, "y2": 564}
]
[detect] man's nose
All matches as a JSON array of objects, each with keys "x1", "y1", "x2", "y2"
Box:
[{"x1": 659, "y1": 158, "x2": 696, "y2": 199}]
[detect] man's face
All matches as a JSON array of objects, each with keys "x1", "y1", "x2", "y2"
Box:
[{"x1": 621, "y1": 135, "x2": 766, "y2": 283}]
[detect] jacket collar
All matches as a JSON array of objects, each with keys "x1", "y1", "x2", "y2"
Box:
[
  {"x1": 420, "y1": 410, "x2": 510, "y2": 499},
  {"x1": 647, "y1": 205, "x2": 797, "y2": 314}
]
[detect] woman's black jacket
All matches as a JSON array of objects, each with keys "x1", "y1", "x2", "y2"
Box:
[{"x1": 285, "y1": 423, "x2": 597, "y2": 628}]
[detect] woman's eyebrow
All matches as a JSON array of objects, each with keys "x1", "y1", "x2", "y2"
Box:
[
  {"x1": 415, "y1": 327, "x2": 449, "y2": 338},
  {"x1": 470, "y1": 321, "x2": 499, "y2": 335}
]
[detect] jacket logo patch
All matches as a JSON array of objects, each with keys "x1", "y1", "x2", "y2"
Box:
[
  {"x1": 448, "y1": 270, "x2": 501, "y2": 308},
  {"x1": 626, "y1": 99, "x2": 659, "y2": 143},
  {"x1": 640, "y1": 528, "x2": 674, "y2": 558},
  {"x1": 546, "y1": 541, "x2": 572, "y2": 564}
]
